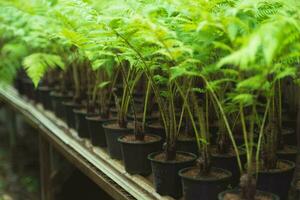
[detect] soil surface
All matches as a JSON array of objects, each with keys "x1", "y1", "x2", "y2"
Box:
[
  {"x1": 103, "y1": 122, "x2": 132, "y2": 130},
  {"x1": 147, "y1": 122, "x2": 164, "y2": 129},
  {"x1": 154, "y1": 152, "x2": 194, "y2": 162},
  {"x1": 282, "y1": 128, "x2": 295, "y2": 135},
  {"x1": 121, "y1": 134, "x2": 159, "y2": 143},
  {"x1": 182, "y1": 167, "x2": 229, "y2": 179},
  {"x1": 259, "y1": 160, "x2": 293, "y2": 172},
  {"x1": 177, "y1": 134, "x2": 195, "y2": 141},
  {"x1": 277, "y1": 145, "x2": 297, "y2": 154},
  {"x1": 73, "y1": 108, "x2": 88, "y2": 114},
  {"x1": 86, "y1": 115, "x2": 113, "y2": 121},
  {"x1": 211, "y1": 146, "x2": 241, "y2": 157},
  {"x1": 223, "y1": 193, "x2": 273, "y2": 200}
]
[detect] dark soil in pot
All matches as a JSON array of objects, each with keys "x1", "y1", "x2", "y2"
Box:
[
  {"x1": 145, "y1": 122, "x2": 165, "y2": 140},
  {"x1": 118, "y1": 134, "x2": 162, "y2": 175},
  {"x1": 62, "y1": 101, "x2": 81, "y2": 129},
  {"x1": 73, "y1": 108, "x2": 93, "y2": 139},
  {"x1": 37, "y1": 86, "x2": 52, "y2": 110},
  {"x1": 277, "y1": 145, "x2": 297, "y2": 162},
  {"x1": 211, "y1": 146, "x2": 246, "y2": 187},
  {"x1": 50, "y1": 92, "x2": 72, "y2": 118},
  {"x1": 218, "y1": 189, "x2": 279, "y2": 200},
  {"x1": 148, "y1": 151, "x2": 197, "y2": 198},
  {"x1": 257, "y1": 159, "x2": 295, "y2": 199},
  {"x1": 282, "y1": 128, "x2": 297, "y2": 146},
  {"x1": 103, "y1": 122, "x2": 133, "y2": 160},
  {"x1": 177, "y1": 135, "x2": 198, "y2": 156},
  {"x1": 179, "y1": 167, "x2": 232, "y2": 200},
  {"x1": 86, "y1": 115, "x2": 114, "y2": 148}
]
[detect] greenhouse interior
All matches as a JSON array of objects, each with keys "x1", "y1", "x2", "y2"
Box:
[{"x1": 1, "y1": 0, "x2": 300, "y2": 200}]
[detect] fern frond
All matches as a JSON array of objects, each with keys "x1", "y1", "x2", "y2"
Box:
[{"x1": 23, "y1": 53, "x2": 65, "y2": 87}]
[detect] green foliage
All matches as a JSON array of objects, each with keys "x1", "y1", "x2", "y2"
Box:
[{"x1": 23, "y1": 53, "x2": 65, "y2": 87}]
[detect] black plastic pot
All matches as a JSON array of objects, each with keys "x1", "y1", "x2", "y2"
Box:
[
  {"x1": 146, "y1": 122, "x2": 165, "y2": 139},
  {"x1": 148, "y1": 151, "x2": 197, "y2": 198},
  {"x1": 282, "y1": 118, "x2": 296, "y2": 130},
  {"x1": 218, "y1": 189, "x2": 279, "y2": 200},
  {"x1": 118, "y1": 134, "x2": 162, "y2": 175},
  {"x1": 37, "y1": 86, "x2": 52, "y2": 110},
  {"x1": 127, "y1": 113, "x2": 158, "y2": 123},
  {"x1": 86, "y1": 116, "x2": 112, "y2": 147},
  {"x1": 282, "y1": 128, "x2": 297, "y2": 146},
  {"x1": 62, "y1": 101, "x2": 81, "y2": 129},
  {"x1": 235, "y1": 134, "x2": 258, "y2": 146},
  {"x1": 211, "y1": 147, "x2": 246, "y2": 187},
  {"x1": 209, "y1": 124, "x2": 219, "y2": 145},
  {"x1": 14, "y1": 76, "x2": 24, "y2": 95},
  {"x1": 177, "y1": 136, "x2": 198, "y2": 156},
  {"x1": 23, "y1": 79, "x2": 35, "y2": 100},
  {"x1": 103, "y1": 122, "x2": 133, "y2": 160},
  {"x1": 179, "y1": 167, "x2": 232, "y2": 200},
  {"x1": 50, "y1": 92, "x2": 72, "y2": 118},
  {"x1": 277, "y1": 145, "x2": 297, "y2": 162},
  {"x1": 73, "y1": 109, "x2": 91, "y2": 139},
  {"x1": 257, "y1": 159, "x2": 295, "y2": 199},
  {"x1": 109, "y1": 107, "x2": 118, "y2": 118}
]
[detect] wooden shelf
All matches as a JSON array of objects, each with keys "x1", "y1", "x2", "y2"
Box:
[{"x1": 0, "y1": 86, "x2": 173, "y2": 200}]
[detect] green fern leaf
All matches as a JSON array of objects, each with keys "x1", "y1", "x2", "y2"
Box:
[{"x1": 23, "y1": 53, "x2": 65, "y2": 87}]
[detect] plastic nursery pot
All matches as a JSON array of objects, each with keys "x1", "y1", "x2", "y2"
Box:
[
  {"x1": 14, "y1": 76, "x2": 24, "y2": 95},
  {"x1": 118, "y1": 134, "x2": 162, "y2": 175},
  {"x1": 179, "y1": 167, "x2": 232, "y2": 200},
  {"x1": 37, "y1": 86, "x2": 52, "y2": 110},
  {"x1": 23, "y1": 79, "x2": 35, "y2": 100},
  {"x1": 211, "y1": 146, "x2": 246, "y2": 187},
  {"x1": 177, "y1": 135, "x2": 198, "y2": 156},
  {"x1": 50, "y1": 91, "x2": 72, "y2": 118},
  {"x1": 282, "y1": 118, "x2": 296, "y2": 130},
  {"x1": 277, "y1": 145, "x2": 297, "y2": 162},
  {"x1": 257, "y1": 159, "x2": 295, "y2": 200},
  {"x1": 218, "y1": 189, "x2": 279, "y2": 200},
  {"x1": 62, "y1": 101, "x2": 81, "y2": 129},
  {"x1": 102, "y1": 122, "x2": 133, "y2": 160},
  {"x1": 235, "y1": 134, "x2": 258, "y2": 146},
  {"x1": 209, "y1": 124, "x2": 219, "y2": 145},
  {"x1": 73, "y1": 108, "x2": 92, "y2": 139},
  {"x1": 282, "y1": 128, "x2": 297, "y2": 146},
  {"x1": 86, "y1": 115, "x2": 113, "y2": 147},
  {"x1": 145, "y1": 122, "x2": 165, "y2": 140},
  {"x1": 109, "y1": 107, "x2": 118, "y2": 118},
  {"x1": 148, "y1": 151, "x2": 197, "y2": 199},
  {"x1": 127, "y1": 112, "x2": 158, "y2": 123}
]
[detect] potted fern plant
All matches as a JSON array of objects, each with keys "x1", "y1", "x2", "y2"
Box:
[
  {"x1": 102, "y1": 8, "x2": 197, "y2": 197},
  {"x1": 217, "y1": 1, "x2": 299, "y2": 199},
  {"x1": 176, "y1": 75, "x2": 232, "y2": 200}
]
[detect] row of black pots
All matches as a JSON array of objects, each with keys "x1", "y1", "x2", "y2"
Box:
[
  {"x1": 179, "y1": 159, "x2": 295, "y2": 200},
  {"x1": 36, "y1": 90, "x2": 229, "y2": 199},
  {"x1": 16, "y1": 84, "x2": 295, "y2": 200}
]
